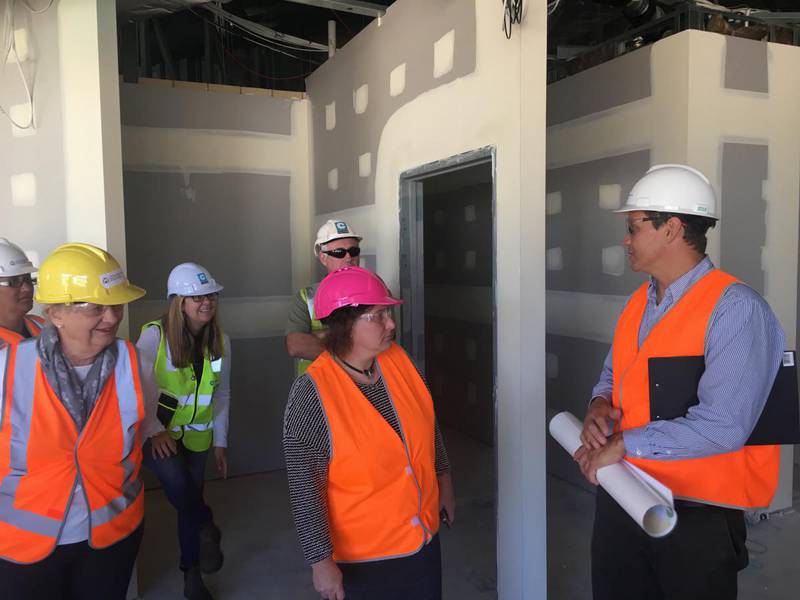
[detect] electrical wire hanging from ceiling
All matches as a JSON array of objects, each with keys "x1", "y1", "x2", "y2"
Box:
[
  {"x1": 502, "y1": 0, "x2": 524, "y2": 39},
  {"x1": 0, "y1": 0, "x2": 57, "y2": 130}
]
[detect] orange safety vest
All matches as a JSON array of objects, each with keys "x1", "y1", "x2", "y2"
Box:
[
  {"x1": 306, "y1": 343, "x2": 440, "y2": 562},
  {"x1": 0, "y1": 314, "x2": 45, "y2": 346},
  {"x1": 613, "y1": 268, "x2": 779, "y2": 509},
  {"x1": 0, "y1": 338, "x2": 145, "y2": 564}
]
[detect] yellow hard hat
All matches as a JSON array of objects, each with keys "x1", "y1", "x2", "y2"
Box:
[{"x1": 35, "y1": 243, "x2": 146, "y2": 305}]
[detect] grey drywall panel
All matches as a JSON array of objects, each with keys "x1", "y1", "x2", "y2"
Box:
[
  {"x1": 546, "y1": 150, "x2": 651, "y2": 295},
  {"x1": 424, "y1": 183, "x2": 493, "y2": 287},
  {"x1": 0, "y1": 8, "x2": 67, "y2": 250},
  {"x1": 547, "y1": 46, "x2": 652, "y2": 127},
  {"x1": 426, "y1": 316, "x2": 494, "y2": 445},
  {"x1": 123, "y1": 170, "x2": 292, "y2": 298},
  {"x1": 720, "y1": 143, "x2": 767, "y2": 293},
  {"x1": 724, "y1": 37, "x2": 769, "y2": 93},
  {"x1": 226, "y1": 336, "x2": 295, "y2": 476},
  {"x1": 307, "y1": 0, "x2": 477, "y2": 214},
  {"x1": 545, "y1": 334, "x2": 611, "y2": 491},
  {"x1": 119, "y1": 83, "x2": 293, "y2": 134}
]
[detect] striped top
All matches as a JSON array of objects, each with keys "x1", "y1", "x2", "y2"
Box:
[
  {"x1": 284, "y1": 370, "x2": 450, "y2": 565},
  {"x1": 592, "y1": 256, "x2": 785, "y2": 459}
]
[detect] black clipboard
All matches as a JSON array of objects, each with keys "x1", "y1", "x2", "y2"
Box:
[{"x1": 648, "y1": 351, "x2": 800, "y2": 446}]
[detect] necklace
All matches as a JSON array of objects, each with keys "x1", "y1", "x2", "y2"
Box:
[{"x1": 337, "y1": 355, "x2": 376, "y2": 377}]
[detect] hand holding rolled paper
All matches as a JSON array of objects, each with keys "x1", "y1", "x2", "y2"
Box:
[{"x1": 549, "y1": 411, "x2": 677, "y2": 538}]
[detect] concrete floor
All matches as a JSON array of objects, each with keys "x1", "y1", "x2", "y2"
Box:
[
  {"x1": 139, "y1": 433, "x2": 799, "y2": 599},
  {"x1": 547, "y1": 468, "x2": 800, "y2": 600},
  {"x1": 137, "y1": 428, "x2": 498, "y2": 599}
]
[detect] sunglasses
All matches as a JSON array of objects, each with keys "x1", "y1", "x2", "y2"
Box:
[
  {"x1": 0, "y1": 274, "x2": 36, "y2": 288},
  {"x1": 322, "y1": 246, "x2": 361, "y2": 259},
  {"x1": 188, "y1": 293, "x2": 219, "y2": 303}
]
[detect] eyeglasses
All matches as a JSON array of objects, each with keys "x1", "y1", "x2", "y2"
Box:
[
  {"x1": 322, "y1": 246, "x2": 361, "y2": 259},
  {"x1": 0, "y1": 274, "x2": 36, "y2": 288},
  {"x1": 358, "y1": 307, "x2": 395, "y2": 324},
  {"x1": 65, "y1": 303, "x2": 125, "y2": 318},
  {"x1": 625, "y1": 217, "x2": 657, "y2": 236},
  {"x1": 188, "y1": 293, "x2": 219, "y2": 304}
]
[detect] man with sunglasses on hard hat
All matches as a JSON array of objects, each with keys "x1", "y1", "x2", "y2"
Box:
[
  {"x1": 285, "y1": 220, "x2": 363, "y2": 376},
  {"x1": 0, "y1": 238, "x2": 45, "y2": 345},
  {"x1": 573, "y1": 164, "x2": 784, "y2": 600}
]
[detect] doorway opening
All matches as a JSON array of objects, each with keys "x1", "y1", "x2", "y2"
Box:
[{"x1": 399, "y1": 146, "x2": 497, "y2": 598}]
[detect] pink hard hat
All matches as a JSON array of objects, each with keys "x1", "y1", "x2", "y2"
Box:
[{"x1": 314, "y1": 266, "x2": 403, "y2": 320}]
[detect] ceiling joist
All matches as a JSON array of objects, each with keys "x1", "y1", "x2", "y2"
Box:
[{"x1": 282, "y1": 0, "x2": 387, "y2": 19}]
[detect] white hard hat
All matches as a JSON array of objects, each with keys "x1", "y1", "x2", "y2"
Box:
[
  {"x1": 167, "y1": 262, "x2": 223, "y2": 298},
  {"x1": 0, "y1": 238, "x2": 36, "y2": 277},
  {"x1": 616, "y1": 164, "x2": 719, "y2": 220},
  {"x1": 314, "y1": 220, "x2": 362, "y2": 256}
]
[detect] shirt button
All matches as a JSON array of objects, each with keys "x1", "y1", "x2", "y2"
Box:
[
  {"x1": 410, "y1": 516, "x2": 420, "y2": 526},
  {"x1": 635, "y1": 449, "x2": 642, "y2": 457},
  {"x1": 405, "y1": 466, "x2": 413, "y2": 476}
]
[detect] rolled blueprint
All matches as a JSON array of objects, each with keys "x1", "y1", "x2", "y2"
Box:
[{"x1": 549, "y1": 411, "x2": 677, "y2": 538}]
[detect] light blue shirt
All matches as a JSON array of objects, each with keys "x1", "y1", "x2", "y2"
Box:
[{"x1": 591, "y1": 257, "x2": 785, "y2": 460}]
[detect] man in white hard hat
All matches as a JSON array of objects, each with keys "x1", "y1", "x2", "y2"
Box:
[
  {"x1": 285, "y1": 220, "x2": 362, "y2": 375},
  {"x1": 0, "y1": 238, "x2": 45, "y2": 345},
  {"x1": 573, "y1": 164, "x2": 784, "y2": 600}
]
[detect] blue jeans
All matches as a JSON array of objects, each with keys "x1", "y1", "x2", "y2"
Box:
[{"x1": 143, "y1": 439, "x2": 213, "y2": 569}]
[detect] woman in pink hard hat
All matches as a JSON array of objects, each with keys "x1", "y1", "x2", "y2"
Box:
[{"x1": 283, "y1": 266, "x2": 455, "y2": 600}]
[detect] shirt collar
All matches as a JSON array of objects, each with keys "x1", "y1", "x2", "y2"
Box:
[{"x1": 647, "y1": 256, "x2": 715, "y2": 306}]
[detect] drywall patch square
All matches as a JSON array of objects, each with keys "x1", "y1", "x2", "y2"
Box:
[
  {"x1": 464, "y1": 204, "x2": 476, "y2": 222},
  {"x1": 390, "y1": 63, "x2": 406, "y2": 97},
  {"x1": 598, "y1": 184, "x2": 622, "y2": 210},
  {"x1": 546, "y1": 191, "x2": 562, "y2": 215},
  {"x1": 353, "y1": 84, "x2": 368, "y2": 114},
  {"x1": 10, "y1": 103, "x2": 34, "y2": 137},
  {"x1": 546, "y1": 353, "x2": 559, "y2": 379},
  {"x1": 433, "y1": 30, "x2": 455, "y2": 79},
  {"x1": 325, "y1": 101, "x2": 336, "y2": 130},
  {"x1": 466, "y1": 338, "x2": 477, "y2": 361},
  {"x1": 602, "y1": 245, "x2": 626, "y2": 276},
  {"x1": 546, "y1": 247, "x2": 563, "y2": 271},
  {"x1": 6, "y1": 28, "x2": 29, "y2": 63},
  {"x1": 358, "y1": 152, "x2": 371, "y2": 178},
  {"x1": 327, "y1": 168, "x2": 338, "y2": 191},
  {"x1": 465, "y1": 250, "x2": 477, "y2": 270},
  {"x1": 10, "y1": 173, "x2": 37, "y2": 207}
]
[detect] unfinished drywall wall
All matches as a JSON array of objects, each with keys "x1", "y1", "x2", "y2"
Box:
[
  {"x1": 306, "y1": 1, "x2": 548, "y2": 596},
  {"x1": 306, "y1": 0, "x2": 477, "y2": 214},
  {"x1": 546, "y1": 30, "x2": 800, "y2": 511},
  {"x1": 121, "y1": 82, "x2": 311, "y2": 476}
]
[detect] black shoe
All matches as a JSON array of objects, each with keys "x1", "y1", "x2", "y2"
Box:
[
  {"x1": 184, "y1": 567, "x2": 214, "y2": 600},
  {"x1": 199, "y1": 522, "x2": 224, "y2": 574}
]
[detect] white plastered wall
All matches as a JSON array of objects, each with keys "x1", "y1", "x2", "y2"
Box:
[
  {"x1": 309, "y1": 2, "x2": 548, "y2": 597},
  {"x1": 121, "y1": 99, "x2": 312, "y2": 339}
]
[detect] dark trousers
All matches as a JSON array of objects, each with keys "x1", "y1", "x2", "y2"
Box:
[
  {"x1": 591, "y1": 487, "x2": 748, "y2": 600},
  {"x1": 0, "y1": 524, "x2": 143, "y2": 600},
  {"x1": 143, "y1": 439, "x2": 213, "y2": 570},
  {"x1": 339, "y1": 534, "x2": 442, "y2": 600}
]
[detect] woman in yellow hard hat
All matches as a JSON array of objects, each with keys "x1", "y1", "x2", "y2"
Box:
[{"x1": 0, "y1": 243, "x2": 164, "y2": 599}]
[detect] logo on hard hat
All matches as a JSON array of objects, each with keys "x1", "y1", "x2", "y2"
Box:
[
  {"x1": 100, "y1": 270, "x2": 125, "y2": 289},
  {"x1": 335, "y1": 221, "x2": 349, "y2": 234},
  {"x1": 197, "y1": 272, "x2": 209, "y2": 284}
]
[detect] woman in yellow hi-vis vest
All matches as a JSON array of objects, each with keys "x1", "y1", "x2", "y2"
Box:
[
  {"x1": 137, "y1": 263, "x2": 231, "y2": 600},
  {"x1": 284, "y1": 266, "x2": 456, "y2": 600}
]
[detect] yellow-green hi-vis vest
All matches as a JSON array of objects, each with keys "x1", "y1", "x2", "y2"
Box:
[
  {"x1": 143, "y1": 320, "x2": 223, "y2": 452},
  {"x1": 297, "y1": 285, "x2": 326, "y2": 376}
]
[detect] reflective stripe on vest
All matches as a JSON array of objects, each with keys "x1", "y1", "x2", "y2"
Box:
[
  {"x1": 613, "y1": 269, "x2": 779, "y2": 509},
  {"x1": 307, "y1": 343, "x2": 439, "y2": 562},
  {"x1": 0, "y1": 338, "x2": 144, "y2": 563},
  {"x1": 297, "y1": 285, "x2": 326, "y2": 376},
  {"x1": 0, "y1": 315, "x2": 45, "y2": 346},
  {"x1": 144, "y1": 321, "x2": 221, "y2": 452}
]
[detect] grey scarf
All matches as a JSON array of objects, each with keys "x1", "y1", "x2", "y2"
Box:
[{"x1": 36, "y1": 324, "x2": 118, "y2": 431}]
